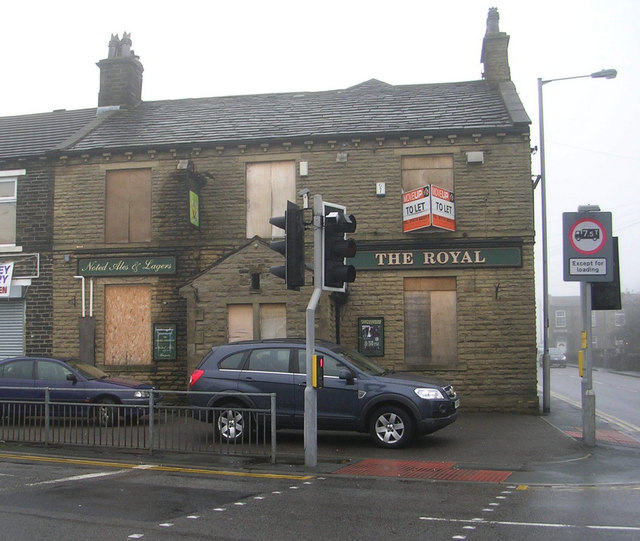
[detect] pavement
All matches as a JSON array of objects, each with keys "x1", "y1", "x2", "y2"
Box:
[{"x1": 3, "y1": 392, "x2": 639, "y2": 487}]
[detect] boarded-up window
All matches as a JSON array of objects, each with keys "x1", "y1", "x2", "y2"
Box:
[
  {"x1": 105, "y1": 285, "x2": 152, "y2": 365},
  {"x1": 402, "y1": 155, "x2": 454, "y2": 192},
  {"x1": 246, "y1": 161, "x2": 296, "y2": 238},
  {"x1": 105, "y1": 169, "x2": 152, "y2": 243},
  {"x1": 259, "y1": 304, "x2": 286, "y2": 339},
  {"x1": 228, "y1": 303, "x2": 286, "y2": 342},
  {"x1": 228, "y1": 304, "x2": 254, "y2": 342},
  {"x1": 404, "y1": 277, "x2": 457, "y2": 367}
]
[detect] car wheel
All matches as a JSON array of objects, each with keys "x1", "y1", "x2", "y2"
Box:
[
  {"x1": 370, "y1": 405, "x2": 415, "y2": 448},
  {"x1": 216, "y1": 402, "x2": 248, "y2": 443},
  {"x1": 95, "y1": 397, "x2": 118, "y2": 427}
]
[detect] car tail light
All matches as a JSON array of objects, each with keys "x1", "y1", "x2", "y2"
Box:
[{"x1": 189, "y1": 369, "x2": 205, "y2": 387}]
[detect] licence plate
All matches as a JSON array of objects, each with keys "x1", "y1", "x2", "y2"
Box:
[{"x1": 454, "y1": 399, "x2": 460, "y2": 409}]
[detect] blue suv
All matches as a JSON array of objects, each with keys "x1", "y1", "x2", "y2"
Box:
[{"x1": 188, "y1": 339, "x2": 459, "y2": 448}]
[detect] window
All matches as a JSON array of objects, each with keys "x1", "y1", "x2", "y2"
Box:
[
  {"x1": 401, "y1": 155, "x2": 454, "y2": 232},
  {"x1": 614, "y1": 311, "x2": 625, "y2": 327},
  {"x1": 219, "y1": 352, "x2": 246, "y2": 370},
  {"x1": 0, "y1": 360, "x2": 33, "y2": 379},
  {"x1": 0, "y1": 170, "x2": 23, "y2": 247},
  {"x1": 228, "y1": 303, "x2": 286, "y2": 342},
  {"x1": 37, "y1": 361, "x2": 72, "y2": 381},
  {"x1": 105, "y1": 169, "x2": 151, "y2": 243},
  {"x1": 402, "y1": 155, "x2": 454, "y2": 192},
  {"x1": 320, "y1": 355, "x2": 347, "y2": 378},
  {"x1": 555, "y1": 310, "x2": 567, "y2": 328},
  {"x1": 104, "y1": 285, "x2": 152, "y2": 365},
  {"x1": 246, "y1": 348, "x2": 290, "y2": 373},
  {"x1": 246, "y1": 161, "x2": 296, "y2": 238},
  {"x1": 294, "y1": 350, "x2": 346, "y2": 377},
  {"x1": 404, "y1": 277, "x2": 457, "y2": 367}
]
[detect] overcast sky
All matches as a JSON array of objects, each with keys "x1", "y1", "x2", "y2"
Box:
[{"x1": 3, "y1": 0, "x2": 639, "y2": 301}]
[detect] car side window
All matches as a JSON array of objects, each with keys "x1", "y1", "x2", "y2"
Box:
[
  {"x1": 246, "y1": 348, "x2": 290, "y2": 373},
  {"x1": 218, "y1": 352, "x2": 246, "y2": 370},
  {"x1": 294, "y1": 351, "x2": 346, "y2": 378},
  {"x1": 322, "y1": 355, "x2": 347, "y2": 378},
  {"x1": 0, "y1": 360, "x2": 34, "y2": 379},
  {"x1": 37, "y1": 361, "x2": 73, "y2": 381}
]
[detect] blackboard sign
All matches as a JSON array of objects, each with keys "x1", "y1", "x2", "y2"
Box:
[
  {"x1": 358, "y1": 317, "x2": 384, "y2": 356},
  {"x1": 153, "y1": 323, "x2": 176, "y2": 361}
]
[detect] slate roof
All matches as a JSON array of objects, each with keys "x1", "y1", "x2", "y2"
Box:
[
  {"x1": 0, "y1": 78, "x2": 530, "y2": 159},
  {"x1": 0, "y1": 108, "x2": 98, "y2": 159}
]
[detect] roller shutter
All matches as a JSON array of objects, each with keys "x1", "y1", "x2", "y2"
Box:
[{"x1": 0, "y1": 300, "x2": 25, "y2": 359}]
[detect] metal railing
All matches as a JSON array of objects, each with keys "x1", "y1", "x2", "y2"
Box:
[{"x1": 0, "y1": 388, "x2": 277, "y2": 463}]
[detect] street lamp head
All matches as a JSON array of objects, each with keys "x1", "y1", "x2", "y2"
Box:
[{"x1": 591, "y1": 69, "x2": 617, "y2": 80}]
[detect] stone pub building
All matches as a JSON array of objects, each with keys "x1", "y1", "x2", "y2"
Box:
[{"x1": 0, "y1": 10, "x2": 538, "y2": 412}]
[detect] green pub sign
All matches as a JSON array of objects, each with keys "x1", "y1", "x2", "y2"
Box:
[
  {"x1": 350, "y1": 247, "x2": 521, "y2": 270},
  {"x1": 78, "y1": 257, "x2": 176, "y2": 276}
]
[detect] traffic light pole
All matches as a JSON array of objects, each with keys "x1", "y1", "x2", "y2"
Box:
[{"x1": 304, "y1": 194, "x2": 323, "y2": 467}]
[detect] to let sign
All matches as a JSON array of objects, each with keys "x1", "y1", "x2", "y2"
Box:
[
  {"x1": 563, "y1": 211, "x2": 613, "y2": 282},
  {"x1": 431, "y1": 185, "x2": 455, "y2": 231},
  {"x1": 402, "y1": 185, "x2": 456, "y2": 233},
  {"x1": 402, "y1": 186, "x2": 431, "y2": 232}
]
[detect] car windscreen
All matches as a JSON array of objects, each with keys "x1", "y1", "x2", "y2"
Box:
[
  {"x1": 66, "y1": 361, "x2": 109, "y2": 380},
  {"x1": 337, "y1": 348, "x2": 386, "y2": 376}
]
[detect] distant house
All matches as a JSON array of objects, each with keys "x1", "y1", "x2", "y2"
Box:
[
  {"x1": 0, "y1": 10, "x2": 538, "y2": 411},
  {"x1": 550, "y1": 293, "x2": 638, "y2": 371}
]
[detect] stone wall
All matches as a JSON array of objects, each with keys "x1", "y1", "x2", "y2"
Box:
[{"x1": 51, "y1": 129, "x2": 537, "y2": 410}]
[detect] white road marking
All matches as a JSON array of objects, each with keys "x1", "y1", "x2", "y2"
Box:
[
  {"x1": 26, "y1": 469, "x2": 127, "y2": 486},
  {"x1": 420, "y1": 516, "x2": 640, "y2": 532}
]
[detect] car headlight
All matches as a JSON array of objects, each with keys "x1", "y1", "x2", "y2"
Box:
[
  {"x1": 133, "y1": 390, "x2": 150, "y2": 399},
  {"x1": 414, "y1": 388, "x2": 446, "y2": 400}
]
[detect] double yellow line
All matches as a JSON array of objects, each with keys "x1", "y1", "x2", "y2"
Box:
[
  {"x1": 0, "y1": 451, "x2": 313, "y2": 480},
  {"x1": 551, "y1": 391, "x2": 640, "y2": 434}
]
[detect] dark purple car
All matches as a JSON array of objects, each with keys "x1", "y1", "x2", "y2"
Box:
[{"x1": 0, "y1": 356, "x2": 159, "y2": 425}]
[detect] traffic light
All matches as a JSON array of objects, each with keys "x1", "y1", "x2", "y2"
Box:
[
  {"x1": 269, "y1": 200, "x2": 305, "y2": 290},
  {"x1": 322, "y1": 203, "x2": 357, "y2": 291},
  {"x1": 312, "y1": 354, "x2": 324, "y2": 389}
]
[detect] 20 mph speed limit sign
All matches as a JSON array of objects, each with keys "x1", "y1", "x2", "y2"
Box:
[{"x1": 563, "y1": 211, "x2": 613, "y2": 282}]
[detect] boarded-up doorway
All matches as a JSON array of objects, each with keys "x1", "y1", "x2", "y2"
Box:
[
  {"x1": 404, "y1": 277, "x2": 457, "y2": 368},
  {"x1": 105, "y1": 284, "x2": 152, "y2": 365}
]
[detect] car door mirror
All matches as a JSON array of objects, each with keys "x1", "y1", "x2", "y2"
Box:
[
  {"x1": 338, "y1": 369, "x2": 355, "y2": 385},
  {"x1": 66, "y1": 373, "x2": 78, "y2": 383}
]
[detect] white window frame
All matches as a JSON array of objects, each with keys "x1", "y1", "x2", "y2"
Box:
[
  {"x1": 0, "y1": 169, "x2": 25, "y2": 251},
  {"x1": 555, "y1": 310, "x2": 567, "y2": 328}
]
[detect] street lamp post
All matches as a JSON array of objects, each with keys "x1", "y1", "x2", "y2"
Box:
[{"x1": 538, "y1": 69, "x2": 617, "y2": 414}]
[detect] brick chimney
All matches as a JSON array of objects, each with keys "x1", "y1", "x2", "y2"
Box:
[
  {"x1": 96, "y1": 32, "x2": 143, "y2": 109},
  {"x1": 481, "y1": 8, "x2": 511, "y2": 83}
]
